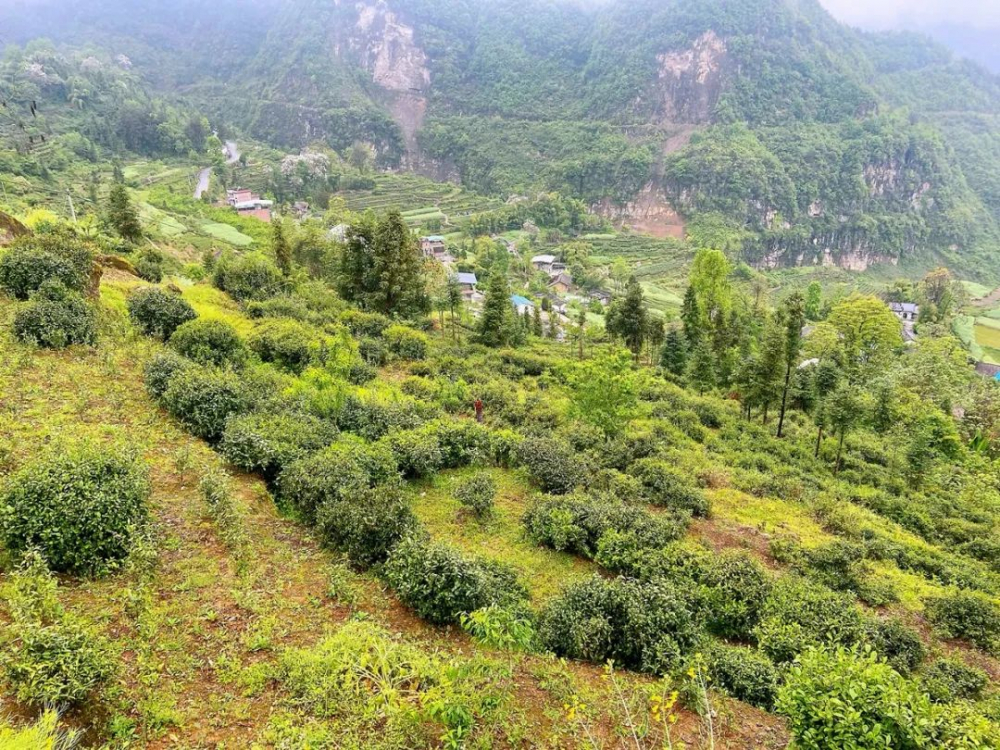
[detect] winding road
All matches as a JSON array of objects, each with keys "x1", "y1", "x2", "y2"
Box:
[{"x1": 193, "y1": 140, "x2": 241, "y2": 199}]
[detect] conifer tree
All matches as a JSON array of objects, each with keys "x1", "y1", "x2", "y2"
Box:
[
  {"x1": 681, "y1": 285, "x2": 701, "y2": 346},
  {"x1": 106, "y1": 183, "x2": 143, "y2": 243},
  {"x1": 272, "y1": 219, "x2": 292, "y2": 276},
  {"x1": 337, "y1": 210, "x2": 428, "y2": 317},
  {"x1": 477, "y1": 271, "x2": 516, "y2": 347},
  {"x1": 776, "y1": 293, "x2": 806, "y2": 437},
  {"x1": 661, "y1": 328, "x2": 688, "y2": 376},
  {"x1": 533, "y1": 303, "x2": 543, "y2": 337},
  {"x1": 687, "y1": 340, "x2": 716, "y2": 395},
  {"x1": 446, "y1": 276, "x2": 463, "y2": 343},
  {"x1": 606, "y1": 276, "x2": 647, "y2": 359}
]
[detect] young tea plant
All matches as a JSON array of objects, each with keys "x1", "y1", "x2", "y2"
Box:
[{"x1": 454, "y1": 472, "x2": 497, "y2": 520}]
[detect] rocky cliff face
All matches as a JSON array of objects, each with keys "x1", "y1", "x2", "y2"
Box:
[
  {"x1": 348, "y1": 1, "x2": 431, "y2": 168},
  {"x1": 649, "y1": 31, "x2": 728, "y2": 124}
]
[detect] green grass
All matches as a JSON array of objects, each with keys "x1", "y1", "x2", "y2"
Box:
[
  {"x1": 198, "y1": 220, "x2": 254, "y2": 247},
  {"x1": 962, "y1": 280, "x2": 994, "y2": 299},
  {"x1": 410, "y1": 467, "x2": 593, "y2": 603}
]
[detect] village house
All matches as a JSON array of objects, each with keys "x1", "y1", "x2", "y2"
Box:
[
  {"x1": 531, "y1": 254, "x2": 557, "y2": 273},
  {"x1": 548, "y1": 272, "x2": 573, "y2": 294},
  {"x1": 454, "y1": 272, "x2": 478, "y2": 298},
  {"x1": 889, "y1": 302, "x2": 919, "y2": 322},
  {"x1": 589, "y1": 290, "x2": 612, "y2": 306},
  {"x1": 511, "y1": 294, "x2": 534, "y2": 315},
  {"x1": 888, "y1": 301, "x2": 918, "y2": 343},
  {"x1": 329, "y1": 224, "x2": 349, "y2": 242},
  {"x1": 496, "y1": 237, "x2": 519, "y2": 256},
  {"x1": 420, "y1": 235, "x2": 447, "y2": 257},
  {"x1": 226, "y1": 187, "x2": 273, "y2": 222}
]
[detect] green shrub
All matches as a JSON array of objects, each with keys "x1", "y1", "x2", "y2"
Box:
[
  {"x1": 337, "y1": 394, "x2": 425, "y2": 441},
  {"x1": 921, "y1": 658, "x2": 988, "y2": 703},
  {"x1": 341, "y1": 309, "x2": 391, "y2": 338},
  {"x1": 315, "y1": 484, "x2": 416, "y2": 569},
  {"x1": 384, "y1": 325, "x2": 429, "y2": 360},
  {"x1": 1, "y1": 553, "x2": 116, "y2": 707},
  {"x1": 143, "y1": 351, "x2": 193, "y2": 400},
  {"x1": 161, "y1": 367, "x2": 254, "y2": 441},
  {"x1": 169, "y1": 318, "x2": 245, "y2": 366},
  {"x1": 865, "y1": 618, "x2": 926, "y2": 676},
  {"x1": 249, "y1": 318, "x2": 323, "y2": 374},
  {"x1": 127, "y1": 286, "x2": 197, "y2": 339},
  {"x1": 427, "y1": 419, "x2": 493, "y2": 468},
  {"x1": 701, "y1": 552, "x2": 771, "y2": 640},
  {"x1": 629, "y1": 458, "x2": 710, "y2": 517},
  {"x1": 454, "y1": 473, "x2": 497, "y2": 518},
  {"x1": 589, "y1": 468, "x2": 644, "y2": 503},
  {"x1": 708, "y1": 645, "x2": 778, "y2": 710},
  {"x1": 212, "y1": 252, "x2": 286, "y2": 301},
  {"x1": 277, "y1": 437, "x2": 399, "y2": 522},
  {"x1": 134, "y1": 256, "x2": 163, "y2": 283},
  {"x1": 348, "y1": 360, "x2": 378, "y2": 384},
  {"x1": 13, "y1": 284, "x2": 97, "y2": 348},
  {"x1": 384, "y1": 537, "x2": 528, "y2": 625},
  {"x1": 539, "y1": 575, "x2": 703, "y2": 675},
  {"x1": 246, "y1": 295, "x2": 312, "y2": 322},
  {"x1": 358, "y1": 337, "x2": 388, "y2": 366},
  {"x1": 220, "y1": 412, "x2": 338, "y2": 479},
  {"x1": 5, "y1": 618, "x2": 116, "y2": 707},
  {"x1": 516, "y1": 436, "x2": 584, "y2": 494},
  {"x1": 755, "y1": 578, "x2": 866, "y2": 663},
  {"x1": 380, "y1": 429, "x2": 443, "y2": 478},
  {"x1": 777, "y1": 647, "x2": 998, "y2": 750},
  {"x1": 0, "y1": 234, "x2": 93, "y2": 299},
  {"x1": 925, "y1": 590, "x2": 1000, "y2": 654},
  {"x1": 524, "y1": 494, "x2": 685, "y2": 558},
  {"x1": 0, "y1": 440, "x2": 150, "y2": 575}
]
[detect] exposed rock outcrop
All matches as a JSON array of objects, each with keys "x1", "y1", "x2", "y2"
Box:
[{"x1": 651, "y1": 31, "x2": 728, "y2": 124}]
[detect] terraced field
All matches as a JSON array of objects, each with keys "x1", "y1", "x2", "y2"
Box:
[
  {"x1": 587, "y1": 234, "x2": 694, "y2": 312},
  {"x1": 339, "y1": 173, "x2": 502, "y2": 228}
]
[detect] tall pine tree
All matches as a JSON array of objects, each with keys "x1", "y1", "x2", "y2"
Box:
[
  {"x1": 661, "y1": 328, "x2": 688, "y2": 376},
  {"x1": 106, "y1": 184, "x2": 143, "y2": 243},
  {"x1": 776, "y1": 293, "x2": 806, "y2": 437},
  {"x1": 272, "y1": 219, "x2": 292, "y2": 276},
  {"x1": 606, "y1": 276, "x2": 647, "y2": 359},
  {"x1": 477, "y1": 272, "x2": 517, "y2": 347}
]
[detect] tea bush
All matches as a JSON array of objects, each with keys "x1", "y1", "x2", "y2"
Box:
[
  {"x1": 925, "y1": 590, "x2": 1000, "y2": 654},
  {"x1": 380, "y1": 428, "x2": 443, "y2": 478},
  {"x1": 161, "y1": 367, "x2": 254, "y2": 441},
  {"x1": 220, "y1": 412, "x2": 338, "y2": 479},
  {"x1": 865, "y1": 618, "x2": 926, "y2": 676},
  {"x1": 0, "y1": 440, "x2": 150, "y2": 574},
  {"x1": 337, "y1": 394, "x2": 426, "y2": 441},
  {"x1": 358, "y1": 337, "x2": 388, "y2": 365},
  {"x1": 629, "y1": 458, "x2": 710, "y2": 517},
  {"x1": 315, "y1": 484, "x2": 416, "y2": 568},
  {"x1": 127, "y1": 286, "x2": 197, "y2": 339},
  {"x1": 777, "y1": 647, "x2": 998, "y2": 750},
  {"x1": 921, "y1": 657, "x2": 988, "y2": 703},
  {"x1": 169, "y1": 318, "x2": 246, "y2": 367},
  {"x1": 341, "y1": 309, "x2": 391, "y2": 338},
  {"x1": 384, "y1": 325, "x2": 428, "y2": 360},
  {"x1": 539, "y1": 575, "x2": 703, "y2": 674},
  {"x1": 143, "y1": 351, "x2": 194, "y2": 400},
  {"x1": 754, "y1": 578, "x2": 866, "y2": 663},
  {"x1": 13, "y1": 284, "x2": 97, "y2": 349},
  {"x1": 249, "y1": 318, "x2": 323, "y2": 374},
  {"x1": 708, "y1": 645, "x2": 779, "y2": 710},
  {"x1": 701, "y1": 552, "x2": 771, "y2": 640},
  {"x1": 385, "y1": 537, "x2": 528, "y2": 624},
  {"x1": 454, "y1": 472, "x2": 497, "y2": 518},
  {"x1": 428, "y1": 419, "x2": 493, "y2": 468},
  {"x1": 524, "y1": 494, "x2": 685, "y2": 558},
  {"x1": 212, "y1": 252, "x2": 285, "y2": 301},
  {"x1": 516, "y1": 436, "x2": 584, "y2": 494},
  {"x1": 0, "y1": 234, "x2": 93, "y2": 299},
  {"x1": 277, "y1": 438, "x2": 399, "y2": 522}
]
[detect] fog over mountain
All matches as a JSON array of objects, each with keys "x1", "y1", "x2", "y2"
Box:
[{"x1": 820, "y1": 0, "x2": 1000, "y2": 72}]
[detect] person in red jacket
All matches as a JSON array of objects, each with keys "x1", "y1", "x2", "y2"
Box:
[{"x1": 474, "y1": 398, "x2": 484, "y2": 423}]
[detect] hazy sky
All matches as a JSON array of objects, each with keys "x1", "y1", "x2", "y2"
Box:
[{"x1": 819, "y1": 0, "x2": 1000, "y2": 30}]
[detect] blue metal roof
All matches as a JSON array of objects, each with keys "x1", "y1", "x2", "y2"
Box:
[
  {"x1": 455, "y1": 272, "x2": 477, "y2": 285},
  {"x1": 510, "y1": 295, "x2": 533, "y2": 307}
]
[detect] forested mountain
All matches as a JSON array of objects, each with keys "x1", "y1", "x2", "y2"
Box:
[{"x1": 5, "y1": 0, "x2": 1000, "y2": 275}]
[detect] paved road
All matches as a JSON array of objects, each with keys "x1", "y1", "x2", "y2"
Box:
[
  {"x1": 193, "y1": 141, "x2": 239, "y2": 199},
  {"x1": 194, "y1": 167, "x2": 211, "y2": 199}
]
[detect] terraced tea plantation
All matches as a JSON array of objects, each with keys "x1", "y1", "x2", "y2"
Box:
[{"x1": 339, "y1": 173, "x2": 503, "y2": 229}]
